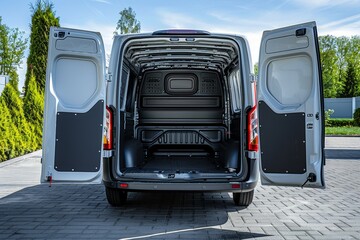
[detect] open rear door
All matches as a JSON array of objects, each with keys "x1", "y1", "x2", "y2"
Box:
[
  {"x1": 258, "y1": 22, "x2": 325, "y2": 188},
  {"x1": 41, "y1": 27, "x2": 106, "y2": 183}
]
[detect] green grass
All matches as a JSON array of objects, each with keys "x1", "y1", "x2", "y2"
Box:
[
  {"x1": 330, "y1": 118, "x2": 353, "y2": 120},
  {"x1": 325, "y1": 126, "x2": 360, "y2": 136}
]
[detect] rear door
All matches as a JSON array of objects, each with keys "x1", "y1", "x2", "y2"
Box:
[
  {"x1": 258, "y1": 22, "x2": 325, "y2": 188},
  {"x1": 41, "y1": 27, "x2": 106, "y2": 183}
]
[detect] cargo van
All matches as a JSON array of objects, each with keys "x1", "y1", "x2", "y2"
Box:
[{"x1": 41, "y1": 21, "x2": 325, "y2": 207}]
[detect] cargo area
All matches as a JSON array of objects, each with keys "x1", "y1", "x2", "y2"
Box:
[{"x1": 115, "y1": 35, "x2": 246, "y2": 179}]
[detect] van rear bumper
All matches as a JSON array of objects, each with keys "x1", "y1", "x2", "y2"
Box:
[
  {"x1": 103, "y1": 155, "x2": 259, "y2": 193},
  {"x1": 103, "y1": 179, "x2": 257, "y2": 192}
]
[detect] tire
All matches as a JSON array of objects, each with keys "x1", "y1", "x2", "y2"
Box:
[
  {"x1": 233, "y1": 190, "x2": 254, "y2": 207},
  {"x1": 105, "y1": 187, "x2": 127, "y2": 207}
]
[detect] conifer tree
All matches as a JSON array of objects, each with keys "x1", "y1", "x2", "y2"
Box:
[
  {"x1": 23, "y1": 0, "x2": 60, "y2": 148},
  {"x1": 339, "y1": 61, "x2": 359, "y2": 97},
  {"x1": 1, "y1": 83, "x2": 36, "y2": 154},
  {"x1": 24, "y1": 0, "x2": 60, "y2": 95},
  {"x1": 23, "y1": 71, "x2": 43, "y2": 149},
  {"x1": 0, "y1": 98, "x2": 15, "y2": 161}
]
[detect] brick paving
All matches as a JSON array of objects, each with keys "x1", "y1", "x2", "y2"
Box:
[{"x1": 0, "y1": 141, "x2": 360, "y2": 239}]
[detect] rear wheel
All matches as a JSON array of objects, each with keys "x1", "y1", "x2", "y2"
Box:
[
  {"x1": 105, "y1": 187, "x2": 127, "y2": 207},
  {"x1": 233, "y1": 190, "x2": 254, "y2": 207}
]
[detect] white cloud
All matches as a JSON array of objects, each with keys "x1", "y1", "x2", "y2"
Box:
[
  {"x1": 315, "y1": 12, "x2": 360, "y2": 37},
  {"x1": 319, "y1": 22, "x2": 360, "y2": 37},
  {"x1": 292, "y1": 0, "x2": 360, "y2": 9},
  {"x1": 322, "y1": 13, "x2": 360, "y2": 29},
  {"x1": 207, "y1": 11, "x2": 274, "y2": 31}
]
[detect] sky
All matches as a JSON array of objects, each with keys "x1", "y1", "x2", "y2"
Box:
[{"x1": 1, "y1": 0, "x2": 360, "y2": 91}]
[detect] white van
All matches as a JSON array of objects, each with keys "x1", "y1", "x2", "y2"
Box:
[{"x1": 41, "y1": 21, "x2": 325, "y2": 207}]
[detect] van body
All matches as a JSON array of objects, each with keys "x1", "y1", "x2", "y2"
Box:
[{"x1": 41, "y1": 22, "x2": 325, "y2": 207}]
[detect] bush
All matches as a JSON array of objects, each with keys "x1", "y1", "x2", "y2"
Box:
[
  {"x1": 354, "y1": 108, "x2": 360, "y2": 127},
  {"x1": 1, "y1": 84, "x2": 36, "y2": 155},
  {"x1": 324, "y1": 109, "x2": 356, "y2": 127},
  {"x1": 0, "y1": 98, "x2": 18, "y2": 161},
  {"x1": 327, "y1": 119, "x2": 354, "y2": 127},
  {"x1": 0, "y1": 71, "x2": 40, "y2": 161}
]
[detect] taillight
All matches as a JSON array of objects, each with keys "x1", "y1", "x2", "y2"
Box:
[
  {"x1": 247, "y1": 105, "x2": 259, "y2": 152},
  {"x1": 103, "y1": 106, "x2": 113, "y2": 150}
]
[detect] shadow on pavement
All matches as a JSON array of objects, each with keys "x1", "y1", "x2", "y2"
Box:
[{"x1": 0, "y1": 184, "x2": 270, "y2": 239}]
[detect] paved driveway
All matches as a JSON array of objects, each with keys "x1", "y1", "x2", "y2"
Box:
[{"x1": 0, "y1": 138, "x2": 359, "y2": 240}]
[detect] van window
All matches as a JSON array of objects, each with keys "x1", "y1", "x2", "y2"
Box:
[
  {"x1": 267, "y1": 56, "x2": 312, "y2": 105},
  {"x1": 54, "y1": 58, "x2": 98, "y2": 108},
  {"x1": 229, "y1": 69, "x2": 241, "y2": 112}
]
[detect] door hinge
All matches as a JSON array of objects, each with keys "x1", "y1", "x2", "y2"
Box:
[{"x1": 106, "y1": 73, "x2": 112, "y2": 82}]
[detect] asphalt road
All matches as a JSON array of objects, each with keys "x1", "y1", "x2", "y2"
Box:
[{"x1": 0, "y1": 137, "x2": 359, "y2": 240}]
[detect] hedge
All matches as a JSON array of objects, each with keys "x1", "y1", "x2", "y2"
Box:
[{"x1": 327, "y1": 119, "x2": 354, "y2": 127}]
